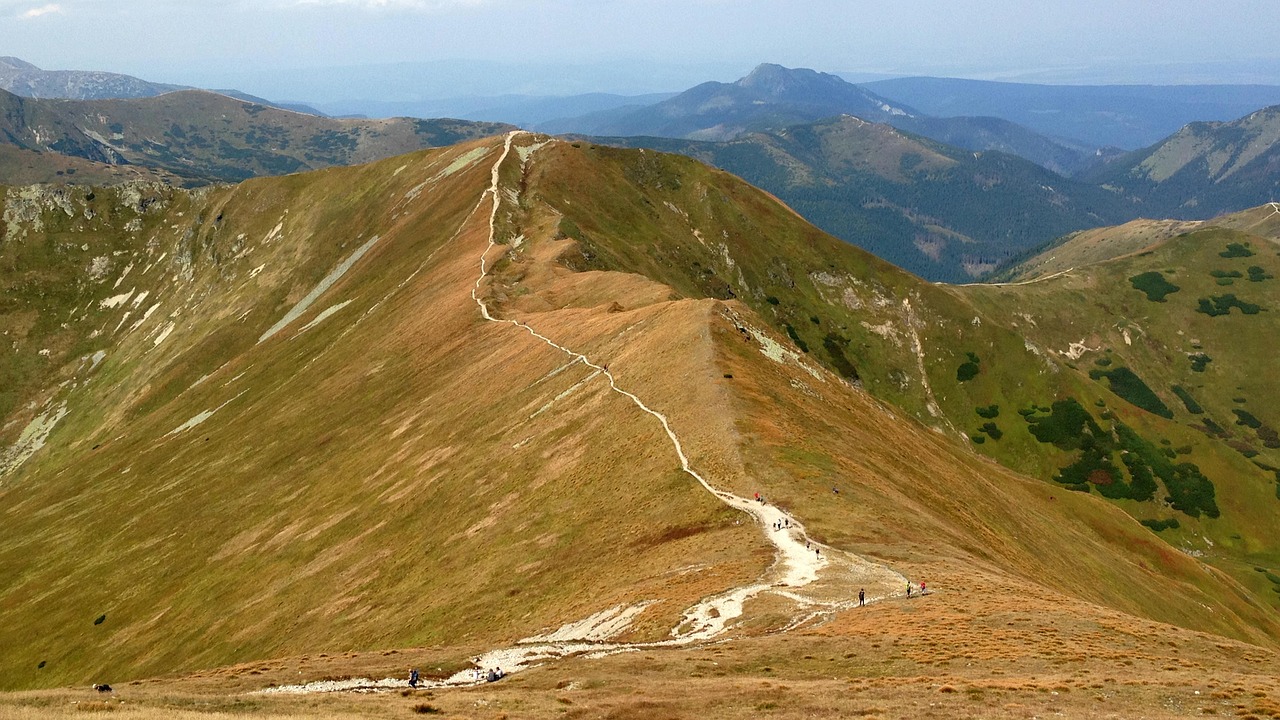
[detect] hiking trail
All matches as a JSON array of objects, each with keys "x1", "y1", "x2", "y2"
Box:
[{"x1": 260, "y1": 132, "x2": 905, "y2": 695}]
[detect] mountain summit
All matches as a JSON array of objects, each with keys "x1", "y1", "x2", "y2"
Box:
[{"x1": 553, "y1": 63, "x2": 914, "y2": 140}]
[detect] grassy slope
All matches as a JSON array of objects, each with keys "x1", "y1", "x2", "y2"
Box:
[
  {"x1": 589, "y1": 116, "x2": 1128, "y2": 282},
  {"x1": 0, "y1": 139, "x2": 762, "y2": 689},
  {"x1": 520, "y1": 140, "x2": 1280, "y2": 641},
  {"x1": 0, "y1": 146, "x2": 182, "y2": 185},
  {"x1": 0, "y1": 135, "x2": 1277, "y2": 700},
  {"x1": 956, "y1": 225, "x2": 1280, "y2": 594}
]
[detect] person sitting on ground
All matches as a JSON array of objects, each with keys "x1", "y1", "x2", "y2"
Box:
[{"x1": 920, "y1": 582, "x2": 928, "y2": 595}]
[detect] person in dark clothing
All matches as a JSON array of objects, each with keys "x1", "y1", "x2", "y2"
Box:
[
  {"x1": 409, "y1": 668, "x2": 419, "y2": 688},
  {"x1": 858, "y1": 588, "x2": 865, "y2": 607}
]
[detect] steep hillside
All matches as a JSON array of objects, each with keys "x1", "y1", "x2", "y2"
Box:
[
  {"x1": 1, "y1": 134, "x2": 1277, "y2": 708},
  {"x1": 591, "y1": 116, "x2": 1128, "y2": 281},
  {"x1": 0, "y1": 145, "x2": 183, "y2": 185},
  {"x1": 0, "y1": 88, "x2": 513, "y2": 184},
  {"x1": 1088, "y1": 105, "x2": 1280, "y2": 218},
  {"x1": 953, "y1": 222, "x2": 1280, "y2": 592}
]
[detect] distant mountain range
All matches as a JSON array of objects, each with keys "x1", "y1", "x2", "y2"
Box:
[
  {"x1": 544, "y1": 64, "x2": 1102, "y2": 176},
  {"x1": 0, "y1": 57, "x2": 324, "y2": 116},
  {"x1": 1085, "y1": 105, "x2": 1280, "y2": 218},
  {"x1": 859, "y1": 76, "x2": 1280, "y2": 150},
  {"x1": 0, "y1": 88, "x2": 512, "y2": 183}
]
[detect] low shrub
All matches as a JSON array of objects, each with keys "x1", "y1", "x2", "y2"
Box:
[
  {"x1": 1089, "y1": 366, "x2": 1174, "y2": 419},
  {"x1": 1189, "y1": 353, "x2": 1212, "y2": 372},
  {"x1": 1220, "y1": 242, "x2": 1256, "y2": 258},
  {"x1": 1196, "y1": 294, "x2": 1262, "y2": 317},
  {"x1": 1129, "y1": 271, "x2": 1180, "y2": 301},
  {"x1": 956, "y1": 352, "x2": 980, "y2": 382},
  {"x1": 1248, "y1": 265, "x2": 1274, "y2": 282},
  {"x1": 980, "y1": 422, "x2": 1003, "y2": 440},
  {"x1": 1140, "y1": 518, "x2": 1181, "y2": 532},
  {"x1": 1171, "y1": 385, "x2": 1204, "y2": 414},
  {"x1": 1234, "y1": 409, "x2": 1263, "y2": 428},
  {"x1": 976, "y1": 404, "x2": 1000, "y2": 419}
]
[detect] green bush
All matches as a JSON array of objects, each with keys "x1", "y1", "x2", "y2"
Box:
[
  {"x1": 1233, "y1": 409, "x2": 1263, "y2": 428},
  {"x1": 1088, "y1": 366, "x2": 1174, "y2": 419},
  {"x1": 1172, "y1": 385, "x2": 1204, "y2": 414},
  {"x1": 956, "y1": 352, "x2": 980, "y2": 382},
  {"x1": 94, "y1": 614, "x2": 106, "y2": 626},
  {"x1": 971, "y1": 435, "x2": 986, "y2": 444},
  {"x1": 980, "y1": 422, "x2": 1003, "y2": 440},
  {"x1": 1196, "y1": 294, "x2": 1262, "y2": 317},
  {"x1": 1129, "y1": 271, "x2": 1181, "y2": 301},
  {"x1": 1140, "y1": 518, "x2": 1181, "y2": 532},
  {"x1": 976, "y1": 404, "x2": 1000, "y2": 419},
  {"x1": 1025, "y1": 398, "x2": 1101, "y2": 449},
  {"x1": 821, "y1": 333, "x2": 860, "y2": 381},
  {"x1": 1189, "y1": 353, "x2": 1212, "y2": 372},
  {"x1": 1116, "y1": 423, "x2": 1218, "y2": 518},
  {"x1": 1211, "y1": 269, "x2": 1244, "y2": 278},
  {"x1": 1220, "y1": 242, "x2": 1256, "y2": 258},
  {"x1": 1248, "y1": 265, "x2": 1274, "y2": 282},
  {"x1": 784, "y1": 323, "x2": 810, "y2": 353}
]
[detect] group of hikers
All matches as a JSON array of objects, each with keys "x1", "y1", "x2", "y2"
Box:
[
  {"x1": 407, "y1": 665, "x2": 506, "y2": 689},
  {"x1": 855, "y1": 581, "x2": 928, "y2": 608}
]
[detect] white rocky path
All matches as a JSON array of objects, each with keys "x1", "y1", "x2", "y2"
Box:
[{"x1": 260, "y1": 132, "x2": 905, "y2": 695}]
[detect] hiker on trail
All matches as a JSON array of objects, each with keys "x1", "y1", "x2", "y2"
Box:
[
  {"x1": 921, "y1": 582, "x2": 928, "y2": 595},
  {"x1": 815, "y1": 548, "x2": 820, "y2": 558},
  {"x1": 486, "y1": 669, "x2": 497, "y2": 683},
  {"x1": 409, "y1": 668, "x2": 419, "y2": 688},
  {"x1": 785, "y1": 519, "x2": 790, "y2": 528},
  {"x1": 754, "y1": 492, "x2": 760, "y2": 501},
  {"x1": 859, "y1": 588, "x2": 865, "y2": 607},
  {"x1": 906, "y1": 582, "x2": 913, "y2": 598}
]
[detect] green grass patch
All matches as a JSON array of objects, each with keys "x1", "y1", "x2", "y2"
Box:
[
  {"x1": 1088, "y1": 366, "x2": 1174, "y2": 419},
  {"x1": 1197, "y1": 293, "x2": 1262, "y2": 316},
  {"x1": 956, "y1": 352, "x2": 980, "y2": 382},
  {"x1": 1129, "y1": 271, "x2": 1181, "y2": 302},
  {"x1": 1171, "y1": 385, "x2": 1204, "y2": 414}
]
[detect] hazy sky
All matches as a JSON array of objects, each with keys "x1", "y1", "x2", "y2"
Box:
[{"x1": 3, "y1": 0, "x2": 1279, "y2": 98}]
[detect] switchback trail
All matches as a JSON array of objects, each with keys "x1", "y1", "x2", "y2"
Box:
[{"x1": 260, "y1": 132, "x2": 905, "y2": 695}]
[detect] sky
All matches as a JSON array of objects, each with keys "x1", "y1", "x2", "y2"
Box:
[{"x1": 3, "y1": 0, "x2": 1280, "y2": 101}]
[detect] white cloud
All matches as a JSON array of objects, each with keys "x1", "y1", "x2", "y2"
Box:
[{"x1": 17, "y1": 2, "x2": 62, "y2": 17}]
